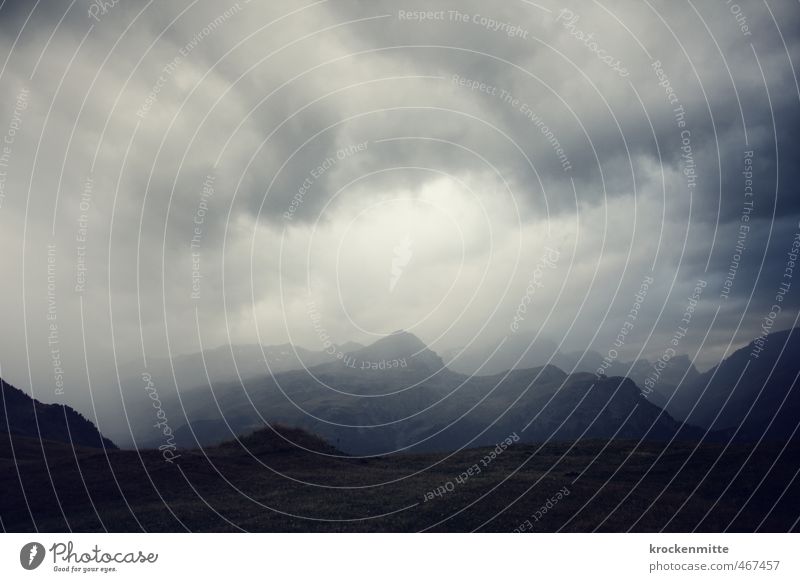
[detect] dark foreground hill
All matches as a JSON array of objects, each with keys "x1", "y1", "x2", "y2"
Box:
[
  {"x1": 1, "y1": 426, "x2": 798, "y2": 532},
  {"x1": 0, "y1": 378, "x2": 116, "y2": 450}
]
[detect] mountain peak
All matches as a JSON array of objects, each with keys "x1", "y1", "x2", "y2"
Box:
[
  {"x1": 347, "y1": 331, "x2": 444, "y2": 372},
  {"x1": 366, "y1": 330, "x2": 427, "y2": 353}
]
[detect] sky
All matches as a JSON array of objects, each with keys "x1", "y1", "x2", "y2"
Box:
[{"x1": 0, "y1": 0, "x2": 798, "y2": 421}]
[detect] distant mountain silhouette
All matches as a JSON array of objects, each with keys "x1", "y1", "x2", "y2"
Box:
[
  {"x1": 351, "y1": 330, "x2": 442, "y2": 367},
  {"x1": 313, "y1": 330, "x2": 446, "y2": 381},
  {"x1": 445, "y1": 333, "x2": 700, "y2": 392},
  {"x1": 0, "y1": 377, "x2": 116, "y2": 449},
  {"x1": 125, "y1": 340, "x2": 365, "y2": 389},
  {"x1": 105, "y1": 328, "x2": 800, "y2": 454},
  {"x1": 154, "y1": 332, "x2": 698, "y2": 455},
  {"x1": 658, "y1": 328, "x2": 800, "y2": 441},
  {"x1": 104, "y1": 340, "x2": 364, "y2": 447}
]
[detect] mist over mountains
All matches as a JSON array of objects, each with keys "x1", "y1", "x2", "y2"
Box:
[
  {"x1": 69, "y1": 327, "x2": 795, "y2": 457},
  {"x1": 5, "y1": 326, "x2": 796, "y2": 458}
]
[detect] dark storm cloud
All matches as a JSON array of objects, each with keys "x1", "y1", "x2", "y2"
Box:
[{"x1": 0, "y1": 0, "x2": 798, "y2": 427}]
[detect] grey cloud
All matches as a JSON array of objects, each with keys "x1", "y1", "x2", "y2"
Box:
[{"x1": 0, "y1": 0, "x2": 798, "y2": 429}]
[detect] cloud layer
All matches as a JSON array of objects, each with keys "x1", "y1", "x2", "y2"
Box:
[{"x1": 0, "y1": 0, "x2": 798, "y2": 426}]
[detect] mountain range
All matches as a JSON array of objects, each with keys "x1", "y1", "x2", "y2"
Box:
[
  {"x1": 2, "y1": 328, "x2": 798, "y2": 457},
  {"x1": 443, "y1": 334, "x2": 701, "y2": 396},
  {"x1": 653, "y1": 328, "x2": 800, "y2": 441},
  {"x1": 104, "y1": 331, "x2": 705, "y2": 454}
]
